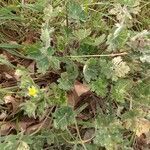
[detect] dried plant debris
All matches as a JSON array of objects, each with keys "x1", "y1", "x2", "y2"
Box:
[{"x1": 0, "y1": 0, "x2": 149, "y2": 150}]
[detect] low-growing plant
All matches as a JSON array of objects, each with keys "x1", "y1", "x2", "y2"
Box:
[{"x1": 0, "y1": 0, "x2": 150, "y2": 150}]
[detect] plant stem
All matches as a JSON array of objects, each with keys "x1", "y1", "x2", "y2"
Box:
[
  {"x1": 66, "y1": 52, "x2": 128, "y2": 58},
  {"x1": 74, "y1": 119, "x2": 87, "y2": 150}
]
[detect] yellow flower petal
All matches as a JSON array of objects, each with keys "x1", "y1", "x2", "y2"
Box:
[{"x1": 28, "y1": 86, "x2": 38, "y2": 97}]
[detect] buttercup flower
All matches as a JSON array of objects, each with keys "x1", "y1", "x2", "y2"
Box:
[{"x1": 28, "y1": 86, "x2": 38, "y2": 97}]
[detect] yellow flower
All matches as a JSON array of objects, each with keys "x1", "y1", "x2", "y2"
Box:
[{"x1": 28, "y1": 86, "x2": 38, "y2": 97}]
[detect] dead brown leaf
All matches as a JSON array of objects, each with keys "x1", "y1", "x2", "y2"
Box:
[
  {"x1": 0, "y1": 111, "x2": 7, "y2": 120},
  {"x1": 27, "y1": 61, "x2": 35, "y2": 73},
  {"x1": 0, "y1": 121, "x2": 15, "y2": 135},
  {"x1": 4, "y1": 72, "x2": 13, "y2": 79},
  {"x1": 4, "y1": 95, "x2": 20, "y2": 114},
  {"x1": 26, "y1": 118, "x2": 51, "y2": 134},
  {"x1": 74, "y1": 81, "x2": 90, "y2": 97},
  {"x1": 67, "y1": 91, "x2": 78, "y2": 107},
  {"x1": 67, "y1": 81, "x2": 90, "y2": 107},
  {"x1": 0, "y1": 117, "x2": 37, "y2": 135}
]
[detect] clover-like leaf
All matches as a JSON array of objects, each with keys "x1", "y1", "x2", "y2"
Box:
[
  {"x1": 53, "y1": 106, "x2": 75, "y2": 130},
  {"x1": 132, "y1": 81, "x2": 150, "y2": 105}
]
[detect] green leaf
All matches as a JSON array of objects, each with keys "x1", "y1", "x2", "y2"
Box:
[
  {"x1": 94, "y1": 127, "x2": 123, "y2": 150},
  {"x1": 92, "y1": 34, "x2": 106, "y2": 46},
  {"x1": 36, "y1": 56, "x2": 50, "y2": 74},
  {"x1": 58, "y1": 72, "x2": 74, "y2": 90},
  {"x1": 90, "y1": 77, "x2": 108, "y2": 97},
  {"x1": 53, "y1": 106, "x2": 75, "y2": 130},
  {"x1": 48, "y1": 83, "x2": 67, "y2": 105},
  {"x1": 83, "y1": 58, "x2": 99, "y2": 82},
  {"x1": 121, "y1": 109, "x2": 140, "y2": 120},
  {"x1": 21, "y1": 101, "x2": 37, "y2": 118},
  {"x1": 0, "y1": 135, "x2": 19, "y2": 150},
  {"x1": 73, "y1": 28, "x2": 91, "y2": 41},
  {"x1": 58, "y1": 60, "x2": 78, "y2": 90},
  {"x1": 47, "y1": 56, "x2": 60, "y2": 70},
  {"x1": 99, "y1": 58, "x2": 113, "y2": 79},
  {"x1": 17, "y1": 141, "x2": 30, "y2": 150},
  {"x1": 96, "y1": 114, "x2": 116, "y2": 127},
  {"x1": 25, "y1": 43, "x2": 42, "y2": 59},
  {"x1": 117, "y1": 0, "x2": 136, "y2": 6},
  {"x1": 132, "y1": 81, "x2": 150, "y2": 105},
  {"x1": 66, "y1": 60, "x2": 79, "y2": 80},
  {"x1": 107, "y1": 25, "x2": 130, "y2": 51},
  {"x1": 40, "y1": 27, "x2": 54, "y2": 49},
  {"x1": 0, "y1": 43, "x2": 23, "y2": 49},
  {"x1": 31, "y1": 51, "x2": 58, "y2": 73},
  {"x1": 20, "y1": 75, "x2": 34, "y2": 90},
  {"x1": 94, "y1": 116, "x2": 123, "y2": 150},
  {"x1": 68, "y1": 0, "x2": 86, "y2": 22},
  {"x1": 111, "y1": 79, "x2": 131, "y2": 103},
  {"x1": 0, "y1": 7, "x2": 22, "y2": 21}
]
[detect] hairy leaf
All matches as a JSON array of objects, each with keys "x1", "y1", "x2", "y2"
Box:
[
  {"x1": 68, "y1": 0, "x2": 86, "y2": 22},
  {"x1": 90, "y1": 77, "x2": 108, "y2": 97},
  {"x1": 53, "y1": 106, "x2": 75, "y2": 130},
  {"x1": 111, "y1": 79, "x2": 131, "y2": 103},
  {"x1": 73, "y1": 28, "x2": 91, "y2": 41},
  {"x1": 83, "y1": 58, "x2": 99, "y2": 82}
]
